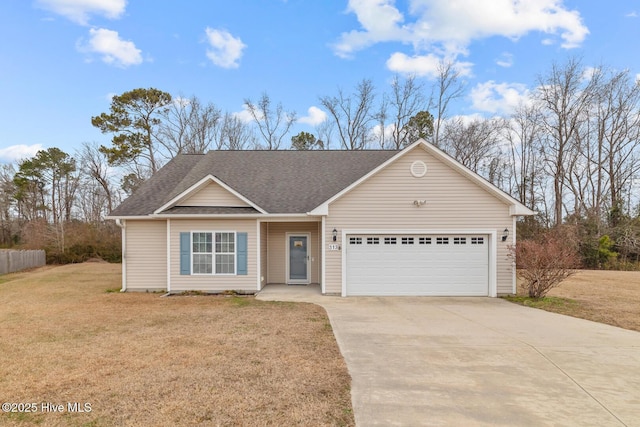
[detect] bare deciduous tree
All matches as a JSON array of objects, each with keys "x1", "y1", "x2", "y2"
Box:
[
  {"x1": 315, "y1": 119, "x2": 334, "y2": 150},
  {"x1": 504, "y1": 103, "x2": 545, "y2": 212},
  {"x1": 592, "y1": 68, "x2": 640, "y2": 225},
  {"x1": 0, "y1": 164, "x2": 17, "y2": 245},
  {"x1": 158, "y1": 96, "x2": 222, "y2": 155},
  {"x1": 432, "y1": 60, "x2": 465, "y2": 147},
  {"x1": 244, "y1": 93, "x2": 297, "y2": 150},
  {"x1": 319, "y1": 79, "x2": 377, "y2": 150},
  {"x1": 536, "y1": 57, "x2": 599, "y2": 226},
  {"x1": 220, "y1": 113, "x2": 257, "y2": 150},
  {"x1": 79, "y1": 142, "x2": 119, "y2": 217},
  {"x1": 388, "y1": 75, "x2": 428, "y2": 148},
  {"x1": 441, "y1": 117, "x2": 503, "y2": 177}
]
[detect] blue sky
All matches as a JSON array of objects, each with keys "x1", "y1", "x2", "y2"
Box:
[{"x1": 1, "y1": 0, "x2": 639, "y2": 163}]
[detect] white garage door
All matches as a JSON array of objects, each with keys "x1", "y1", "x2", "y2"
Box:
[{"x1": 345, "y1": 234, "x2": 489, "y2": 296}]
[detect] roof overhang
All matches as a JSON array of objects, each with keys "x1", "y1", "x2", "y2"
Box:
[
  {"x1": 108, "y1": 213, "x2": 322, "y2": 221},
  {"x1": 309, "y1": 139, "x2": 535, "y2": 217},
  {"x1": 153, "y1": 174, "x2": 267, "y2": 215}
]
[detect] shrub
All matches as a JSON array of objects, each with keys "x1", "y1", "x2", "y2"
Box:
[{"x1": 510, "y1": 231, "x2": 580, "y2": 298}]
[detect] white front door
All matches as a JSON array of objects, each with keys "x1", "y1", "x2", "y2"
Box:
[{"x1": 287, "y1": 234, "x2": 310, "y2": 284}]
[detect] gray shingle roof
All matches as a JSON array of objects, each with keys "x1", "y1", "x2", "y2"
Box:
[{"x1": 109, "y1": 150, "x2": 399, "y2": 216}]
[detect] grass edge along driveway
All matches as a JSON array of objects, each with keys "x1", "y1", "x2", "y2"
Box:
[{"x1": 506, "y1": 269, "x2": 640, "y2": 333}]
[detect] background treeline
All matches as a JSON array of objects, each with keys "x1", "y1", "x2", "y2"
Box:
[{"x1": 1, "y1": 56, "x2": 640, "y2": 268}]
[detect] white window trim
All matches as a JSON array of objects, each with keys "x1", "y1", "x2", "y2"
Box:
[{"x1": 190, "y1": 230, "x2": 237, "y2": 276}]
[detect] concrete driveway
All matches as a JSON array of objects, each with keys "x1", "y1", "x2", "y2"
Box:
[{"x1": 257, "y1": 288, "x2": 640, "y2": 426}]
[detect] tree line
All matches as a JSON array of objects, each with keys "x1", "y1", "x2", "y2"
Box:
[{"x1": 1, "y1": 56, "x2": 640, "y2": 267}]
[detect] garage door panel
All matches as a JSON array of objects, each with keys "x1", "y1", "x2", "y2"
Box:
[{"x1": 346, "y1": 234, "x2": 489, "y2": 296}]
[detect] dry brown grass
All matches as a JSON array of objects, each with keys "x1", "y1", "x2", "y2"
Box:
[
  {"x1": 511, "y1": 269, "x2": 640, "y2": 332},
  {"x1": 0, "y1": 263, "x2": 354, "y2": 426}
]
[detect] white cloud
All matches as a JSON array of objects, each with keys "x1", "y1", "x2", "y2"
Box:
[
  {"x1": 582, "y1": 66, "x2": 599, "y2": 82},
  {"x1": 625, "y1": 11, "x2": 638, "y2": 18},
  {"x1": 333, "y1": 0, "x2": 410, "y2": 58},
  {"x1": 36, "y1": 0, "x2": 126, "y2": 25},
  {"x1": 371, "y1": 122, "x2": 396, "y2": 144},
  {"x1": 233, "y1": 105, "x2": 256, "y2": 123},
  {"x1": 298, "y1": 106, "x2": 327, "y2": 126},
  {"x1": 172, "y1": 97, "x2": 191, "y2": 107},
  {"x1": 445, "y1": 113, "x2": 484, "y2": 126},
  {"x1": 386, "y1": 52, "x2": 472, "y2": 78},
  {"x1": 0, "y1": 144, "x2": 43, "y2": 163},
  {"x1": 496, "y1": 52, "x2": 513, "y2": 68},
  {"x1": 204, "y1": 28, "x2": 246, "y2": 69},
  {"x1": 335, "y1": 0, "x2": 589, "y2": 74},
  {"x1": 79, "y1": 28, "x2": 142, "y2": 68},
  {"x1": 470, "y1": 81, "x2": 530, "y2": 115}
]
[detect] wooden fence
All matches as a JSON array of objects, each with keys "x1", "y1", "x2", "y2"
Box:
[{"x1": 0, "y1": 250, "x2": 46, "y2": 275}]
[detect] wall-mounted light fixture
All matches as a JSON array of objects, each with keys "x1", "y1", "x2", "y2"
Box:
[
  {"x1": 413, "y1": 200, "x2": 426, "y2": 207},
  {"x1": 332, "y1": 228, "x2": 338, "y2": 242},
  {"x1": 501, "y1": 228, "x2": 509, "y2": 242}
]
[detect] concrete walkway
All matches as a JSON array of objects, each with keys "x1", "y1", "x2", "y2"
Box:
[{"x1": 257, "y1": 287, "x2": 640, "y2": 426}]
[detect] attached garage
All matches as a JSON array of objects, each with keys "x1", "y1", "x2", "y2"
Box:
[{"x1": 344, "y1": 233, "x2": 492, "y2": 296}]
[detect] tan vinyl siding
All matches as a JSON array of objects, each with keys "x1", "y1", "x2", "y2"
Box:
[
  {"x1": 325, "y1": 145, "x2": 514, "y2": 295},
  {"x1": 170, "y1": 219, "x2": 257, "y2": 292},
  {"x1": 260, "y1": 222, "x2": 268, "y2": 289},
  {"x1": 179, "y1": 181, "x2": 249, "y2": 207},
  {"x1": 125, "y1": 220, "x2": 167, "y2": 291},
  {"x1": 266, "y1": 222, "x2": 321, "y2": 284}
]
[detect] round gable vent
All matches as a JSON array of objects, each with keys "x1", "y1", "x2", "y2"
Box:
[{"x1": 410, "y1": 160, "x2": 427, "y2": 178}]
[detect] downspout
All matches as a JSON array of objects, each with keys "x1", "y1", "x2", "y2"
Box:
[{"x1": 115, "y1": 219, "x2": 126, "y2": 292}]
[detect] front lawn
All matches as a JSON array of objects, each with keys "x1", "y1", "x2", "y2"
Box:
[{"x1": 0, "y1": 263, "x2": 354, "y2": 426}]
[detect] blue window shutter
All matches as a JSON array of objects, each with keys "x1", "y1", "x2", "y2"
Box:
[
  {"x1": 237, "y1": 232, "x2": 248, "y2": 275},
  {"x1": 180, "y1": 232, "x2": 191, "y2": 275}
]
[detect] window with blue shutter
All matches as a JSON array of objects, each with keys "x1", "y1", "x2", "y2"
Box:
[
  {"x1": 236, "y1": 232, "x2": 248, "y2": 275},
  {"x1": 179, "y1": 232, "x2": 191, "y2": 275},
  {"x1": 181, "y1": 231, "x2": 246, "y2": 276}
]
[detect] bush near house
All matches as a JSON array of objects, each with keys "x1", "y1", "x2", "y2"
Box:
[{"x1": 510, "y1": 228, "x2": 580, "y2": 298}]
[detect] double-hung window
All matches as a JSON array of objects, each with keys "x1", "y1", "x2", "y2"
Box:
[
  {"x1": 215, "y1": 232, "x2": 235, "y2": 274},
  {"x1": 192, "y1": 232, "x2": 213, "y2": 274},
  {"x1": 192, "y1": 232, "x2": 235, "y2": 275}
]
